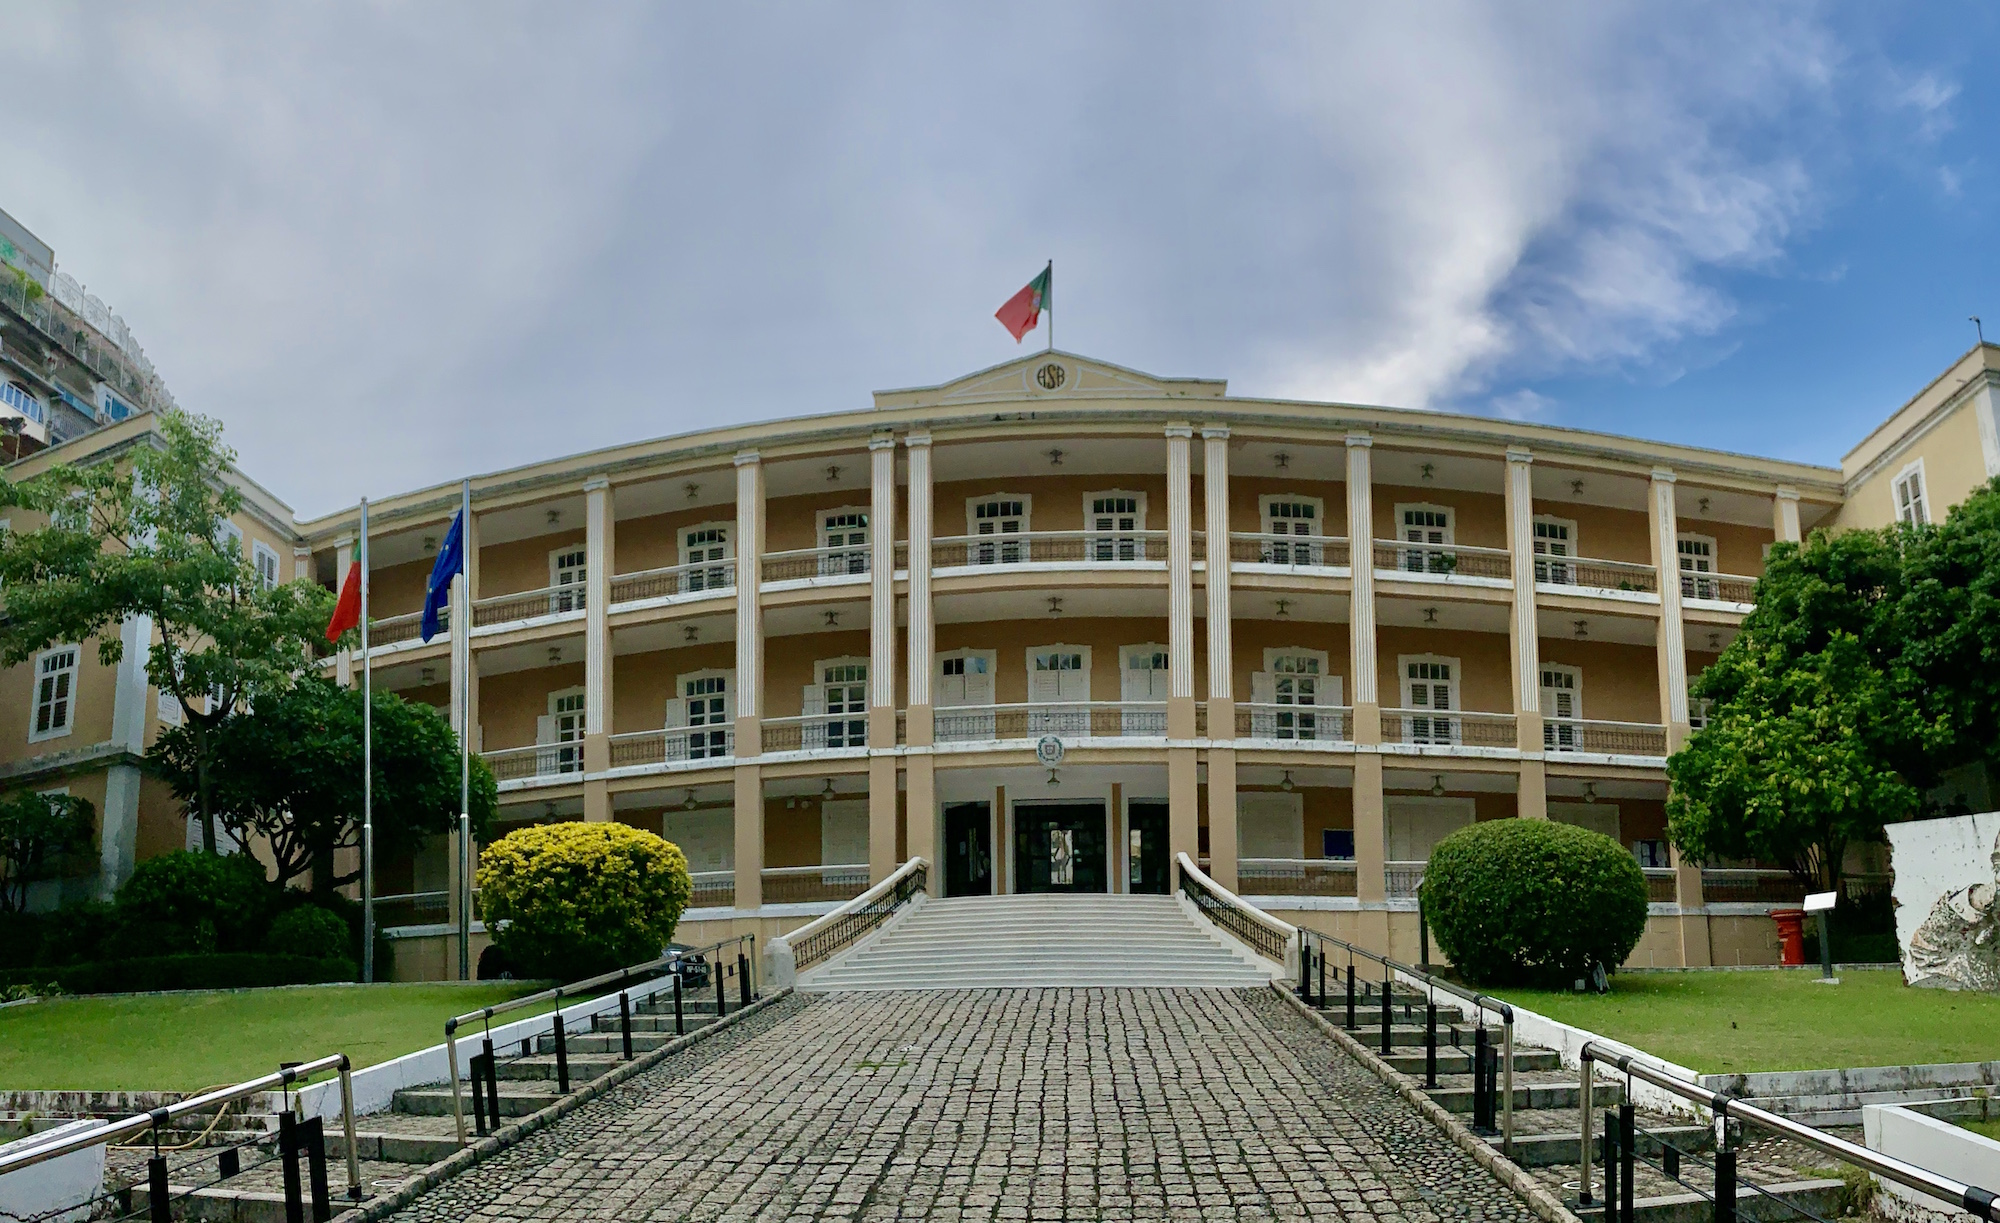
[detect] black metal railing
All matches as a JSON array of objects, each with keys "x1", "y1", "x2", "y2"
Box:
[
  {"x1": 788, "y1": 859, "x2": 927, "y2": 974},
  {"x1": 1579, "y1": 1040, "x2": 1998, "y2": 1223},
  {"x1": 1176, "y1": 852, "x2": 1291, "y2": 964},
  {"x1": 442, "y1": 934, "x2": 756, "y2": 1146}
]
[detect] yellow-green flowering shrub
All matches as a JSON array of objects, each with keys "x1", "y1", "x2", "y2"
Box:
[{"x1": 476, "y1": 822, "x2": 692, "y2": 979}]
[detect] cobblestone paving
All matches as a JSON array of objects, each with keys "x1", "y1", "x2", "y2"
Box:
[{"x1": 387, "y1": 989, "x2": 1542, "y2": 1222}]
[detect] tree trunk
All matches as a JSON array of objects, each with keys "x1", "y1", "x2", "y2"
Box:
[{"x1": 193, "y1": 719, "x2": 217, "y2": 855}]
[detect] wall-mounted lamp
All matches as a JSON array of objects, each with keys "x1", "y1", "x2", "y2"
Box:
[
  {"x1": 1045, "y1": 448, "x2": 1065, "y2": 467},
  {"x1": 826, "y1": 465, "x2": 842, "y2": 483},
  {"x1": 1280, "y1": 770, "x2": 1295, "y2": 792},
  {"x1": 1047, "y1": 596, "x2": 1063, "y2": 618},
  {"x1": 546, "y1": 508, "x2": 561, "y2": 525},
  {"x1": 421, "y1": 667, "x2": 436, "y2": 684},
  {"x1": 1430, "y1": 774, "x2": 1446, "y2": 797},
  {"x1": 685, "y1": 482, "x2": 701, "y2": 501},
  {"x1": 1570, "y1": 479, "x2": 1585, "y2": 497},
  {"x1": 821, "y1": 778, "x2": 837, "y2": 799},
  {"x1": 1582, "y1": 781, "x2": 1598, "y2": 805},
  {"x1": 683, "y1": 789, "x2": 699, "y2": 810},
  {"x1": 1420, "y1": 462, "x2": 1436, "y2": 482},
  {"x1": 824, "y1": 610, "x2": 841, "y2": 628},
  {"x1": 1574, "y1": 619, "x2": 1589, "y2": 639},
  {"x1": 684, "y1": 625, "x2": 700, "y2": 642},
  {"x1": 1274, "y1": 598, "x2": 1292, "y2": 618},
  {"x1": 1708, "y1": 631, "x2": 1721, "y2": 650},
  {"x1": 1422, "y1": 607, "x2": 1438, "y2": 624},
  {"x1": 1273, "y1": 452, "x2": 1291, "y2": 471},
  {"x1": 423, "y1": 535, "x2": 437, "y2": 552},
  {"x1": 1698, "y1": 496, "x2": 1711, "y2": 515},
  {"x1": 547, "y1": 646, "x2": 563, "y2": 664}
]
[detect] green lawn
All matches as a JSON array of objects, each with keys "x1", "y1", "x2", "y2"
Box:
[
  {"x1": 1961, "y1": 1117, "x2": 2000, "y2": 1141},
  {"x1": 0, "y1": 982, "x2": 547, "y2": 1091},
  {"x1": 1494, "y1": 968, "x2": 2000, "y2": 1074}
]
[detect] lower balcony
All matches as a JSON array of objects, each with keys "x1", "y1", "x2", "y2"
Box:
[
  {"x1": 935, "y1": 702, "x2": 1168, "y2": 744},
  {"x1": 686, "y1": 864, "x2": 871, "y2": 912},
  {"x1": 1236, "y1": 857, "x2": 1356, "y2": 898}
]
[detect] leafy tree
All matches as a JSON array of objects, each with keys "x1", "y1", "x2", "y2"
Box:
[
  {"x1": 152, "y1": 677, "x2": 497, "y2": 898},
  {"x1": 0, "y1": 412, "x2": 333, "y2": 853},
  {"x1": 0, "y1": 790, "x2": 95, "y2": 912},
  {"x1": 1896, "y1": 475, "x2": 2000, "y2": 779}
]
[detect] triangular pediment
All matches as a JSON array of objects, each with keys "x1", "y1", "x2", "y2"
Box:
[{"x1": 872, "y1": 350, "x2": 1226, "y2": 409}]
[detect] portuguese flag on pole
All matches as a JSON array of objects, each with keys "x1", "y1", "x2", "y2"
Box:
[{"x1": 995, "y1": 262, "x2": 1052, "y2": 343}]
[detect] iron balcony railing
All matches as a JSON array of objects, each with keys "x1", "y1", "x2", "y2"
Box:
[
  {"x1": 1235, "y1": 702, "x2": 1353, "y2": 743},
  {"x1": 1698, "y1": 867, "x2": 1808, "y2": 906},
  {"x1": 472, "y1": 584, "x2": 586, "y2": 627},
  {"x1": 1228, "y1": 532, "x2": 1352, "y2": 569},
  {"x1": 688, "y1": 871, "x2": 735, "y2": 909},
  {"x1": 364, "y1": 608, "x2": 442, "y2": 648},
  {"x1": 761, "y1": 712, "x2": 870, "y2": 754},
  {"x1": 932, "y1": 529, "x2": 1170, "y2": 568},
  {"x1": 933, "y1": 701, "x2": 1169, "y2": 743},
  {"x1": 1680, "y1": 570, "x2": 1758, "y2": 603},
  {"x1": 1373, "y1": 539, "x2": 1512, "y2": 580},
  {"x1": 1236, "y1": 857, "x2": 1358, "y2": 898},
  {"x1": 1543, "y1": 718, "x2": 1669, "y2": 756},
  {"x1": 1642, "y1": 868, "x2": 1679, "y2": 903},
  {"x1": 483, "y1": 741, "x2": 584, "y2": 782},
  {"x1": 762, "y1": 863, "x2": 871, "y2": 905},
  {"x1": 609, "y1": 726, "x2": 734, "y2": 769},
  {"x1": 609, "y1": 559, "x2": 736, "y2": 603},
  {"x1": 1535, "y1": 555, "x2": 1658, "y2": 593},
  {"x1": 761, "y1": 544, "x2": 872, "y2": 583},
  {"x1": 1380, "y1": 708, "x2": 1517, "y2": 749},
  {"x1": 1385, "y1": 860, "x2": 1428, "y2": 899},
  {"x1": 1177, "y1": 852, "x2": 1294, "y2": 965}
]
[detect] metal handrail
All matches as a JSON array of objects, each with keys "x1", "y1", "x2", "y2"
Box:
[
  {"x1": 1175, "y1": 852, "x2": 1295, "y2": 965},
  {"x1": 441, "y1": 933, "x2": 755, "y2": 1146},
  {"x1": 1578, "y1": 1039, "x2": 1997, "y2": 1221},
  {"x1": 1298, "y1": 925, "x2": 1515, "y2": 1157},
  {"x1": 773, "y1": 856, "x2": 928, "y2": 976},
  {"x1": 0, "y1": 1052, "x2": 361, "y2": 1202}
]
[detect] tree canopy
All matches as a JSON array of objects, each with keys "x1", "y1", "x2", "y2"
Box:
[
  {"x1": 152, "y1": 677, "x2": 497, "y2": 898},
  {"x1": 0, "y1": 411, "x2": 333, "y2": 852},
  {"x1": 0, "y1": 790, "x2": 95, "y2": 913}
]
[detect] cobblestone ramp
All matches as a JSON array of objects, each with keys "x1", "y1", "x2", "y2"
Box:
[{"x1": 386, "y1": 988, "x2": 1544, "y2": 1223}]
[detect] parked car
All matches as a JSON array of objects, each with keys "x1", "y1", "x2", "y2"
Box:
[{"x1": 663, "y1": 944, "x2": 710, "y2": 987}]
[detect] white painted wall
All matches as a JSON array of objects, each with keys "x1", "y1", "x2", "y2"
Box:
[
  {"x1": 1863, "y1": 1103, "x2": 2000, "y2": 1222},
  {"x1": 0, "y1": 1119, "x2": 106, "y2": 1223},
  {"x1": 1887, "y1": 811, "x2": 2000, "y2": 981}
]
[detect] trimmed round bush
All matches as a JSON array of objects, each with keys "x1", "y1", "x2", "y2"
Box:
[
  {"x1": 115, "y1": 851, "x2": 274, "y2": 954},
  {"x1": 475, "y1": 822, "x2": 692, "y2": 980},
  {"x1": 1419, "y1": 819, "x2": 1648, "y2": 988},
  {"x1": 264, "y1": 905, "x2": 351, "y2": 960}
]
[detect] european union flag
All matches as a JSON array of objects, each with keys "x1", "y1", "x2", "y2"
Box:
[{"x1": 421, "y1": 510, "x2": 464, "y2": 643}]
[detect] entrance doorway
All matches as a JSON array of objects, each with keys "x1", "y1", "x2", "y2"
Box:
[
  {"x1": 944, "y1": 802, "x2": 993, "y2": 896},
  {"x1": 1126, "y1": 800, "x2": 1170, "y2": 894},
  {"x1": 1015, "y1": 802, "x2": 1108, "y2": 893}
]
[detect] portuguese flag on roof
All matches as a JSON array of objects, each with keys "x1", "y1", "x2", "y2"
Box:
[{"x1": 995, "y1": 262, "x2": 1052, "y2": 342}]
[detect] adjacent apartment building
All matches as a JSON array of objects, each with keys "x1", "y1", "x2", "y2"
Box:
[{"x1": 9, "y1": 342, "x2": 2000, "y2": 976}]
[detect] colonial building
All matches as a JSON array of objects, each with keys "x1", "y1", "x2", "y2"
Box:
[{"x1": 12, "y1": 343, "x2": 2000, "y2": 975}]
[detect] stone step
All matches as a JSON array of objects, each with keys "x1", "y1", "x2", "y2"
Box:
[
  {"x1": 1383, "y1": 1049, "x2": 1562, "y2": 1075},
  {"x1": 391, "y1": 1084, "x2": 560, "y2": 1118},
  {"x1": 329, "y1": 1129, "x2": 463, "y2": 1166},
  {"x1": 1489, "y1": 1125, "x2": 1713, "y2": 1168},
  {"x1": 557, "y1": 1024, "x2": 715, "y2": 1054},
  {"x1": 1427, "y1": 1082, "x2": 1621, "y2": 1113},
  {"x1": 1576, "y1": 1179, "x2": 1846, "y2": 1223},
  {"x1": 494, "y1": 1054, "x2": 624, "y2": 1082},
  {"x1": 591, "y1": 1013, "x2": 723, "y2": 1035}
]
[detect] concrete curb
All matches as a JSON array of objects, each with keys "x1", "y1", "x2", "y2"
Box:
[
  {"x1": 328, "y1": 988, "x2": 796, "y2": 1223},
  {"x1": 1272, "y1": 984, "x2": 1582, "y2": 1223}
]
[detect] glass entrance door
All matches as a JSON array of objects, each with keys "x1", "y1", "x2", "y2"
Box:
[
  {"x1": 1126, "y1": 800, "x2": 1170, "y2": 894},
  {"x1": 1015, "y1": 803, "x2": 1108, "y2": 893},
  {"x1": 944, "y1": 802, "x2": 993, "y2": 897}
]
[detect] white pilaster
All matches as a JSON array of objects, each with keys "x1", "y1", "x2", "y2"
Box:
[
  {"x1": 1166, "y1": 425, "x2": 1195, "y2": 699},
  {"x1": 584, "y1": 478, "x2": 612, "y2": 736},
  {"x1": 1346, "y1": 434, "x2": 1377, "y2": 708},
  {"x1": 1505, "y1": 449, "x2": 1540, "y2": 713},
  {"x1": 1773, "y1": 487, "x2": 1801, "y2": 544},
  {"x1": 1203, "y1": 428, "x2": 1233, "y2": 702},
  {"x1": 1650, "y1": 469, "x2": 1689, "y2": 727},
  {"x1": 904, "y1": 433, "x2": 934, "y2": 711},
  {"x1": 734, "y1": 452, "x2": 764, "y2": 726},
  {"x1": 869, "y1": 435, "x2": 898, "y2": 714}
]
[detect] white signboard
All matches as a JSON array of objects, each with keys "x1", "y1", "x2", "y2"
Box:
[{"x1": 1886, "y1": 811, "x2": 2000, "y2": 991}]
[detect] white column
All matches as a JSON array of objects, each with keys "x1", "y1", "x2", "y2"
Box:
[
  {"x1": 1346, "y1": 435, "x2": 1378, "y2": 710},
  {"x1": 1203, "y1": 428, "x2": 1233, "y2": 705},
  {"x1": 734, "y1": 452, "x2": 764, "y2": 730},
  {"x1": 583, "y1": 478, "x2": 613, "y2": 821},
  {"x1": 1773, "y1": 487, "x2": 1801, "y2": 544},
  {"x1": 1505, "y1": 449, "x2": 1547, "y2": 819},
  {"x1": 868, "y1": 435, "x2": 898, "y2": 715},
  {"x1": 905, "y1": 433, "x2": 934, "y2": 714},
  {"x1": 1166, "y1": 425, "x2": 1195, "y2": 702},
  {"x1": 1649, "y1": 468, "x2": 1689, "y2": 730}
]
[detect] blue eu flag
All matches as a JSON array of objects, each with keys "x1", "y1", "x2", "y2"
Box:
[{"x1": 421, "y1": 511, "x2": 464, "y2": 643}]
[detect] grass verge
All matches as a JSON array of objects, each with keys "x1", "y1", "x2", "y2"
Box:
[
  {"x1": 0, "y1": 982, "x2": 547, "y2": 1091},
  {"x1": 1494, "y1": 967, "x2": 2000, "y2": 1074}
]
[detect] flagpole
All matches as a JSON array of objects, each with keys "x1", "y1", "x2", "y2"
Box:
[
  {"x1": 1046, "y1": 260, "x2": 1053, "y2": 353},
  {"x1": 360, "y1": 497, "x2": 374, "y2": 984},
  {"x1": 457, "y1": 477, "x2": 472, "y2": 982}
]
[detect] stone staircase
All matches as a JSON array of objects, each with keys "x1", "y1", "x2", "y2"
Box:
[
  {"x1": 800, "y1": 893, "x2": 1282, "y2": 990},
  {"x1": 126, "y1": 991, "x2": 728, "y2": 1221},
  {"x1": 1303, "y1": 980, "x2": 1852, "y2": 1222}
]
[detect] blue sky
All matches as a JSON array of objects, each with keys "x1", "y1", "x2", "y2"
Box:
[{"x1": 1, "y1": 3, "x2": 1993, "y2": 513}]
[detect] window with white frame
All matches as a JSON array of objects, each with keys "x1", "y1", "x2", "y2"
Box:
[
  {"x1": 1532, "y1": 517, "x2": 1575, "y2": 585},
  {"x1": 819, "y1": 509, "x2": 869, "y2": 575},
  {"x1": 1396, "y1": 504, "x2": 1454, "y2": 573},
  {"x1": 935, "y1": 650, "x2": 997, "y2": 742},
  {"x1": 1399, "y1": 656, "x2": 1457, "y2": 745},
  {"x1": 1027, "y1": 645, "x2": 1090, "y2": 733},
  {"x1": 1260, "y1": 496, "x2": 1325, "y2": 565},
  {"x1": 1086, "y1": 492, "x2": 1146, "y2": 561},
  {"x1": 537, "y1": 689, "x2": 586, "y2": 775},
  {"x1": 1250, "y1": 648, "x2": 1342, "y2": 740},
  {"x1": 1540, "y1": 664, "x2": 1581, "y2": 752},
  {"x1": 665, "y1": 670, "x2": 733, "y2": 761},
  {"x1": 967, "y1": 496, "x2": 1029, "y2": 564},
  {"x1": 216, "y1": 520, "x2": 244, "y2": 556},
  {"x1": 157, "y1": 690, "x2": 183, "y2": 727},
  {"x1": 30, "y1": 646, "x2": 79, "y2": 742},
  {"x1": 1893, "y1": 461, "x2": 1929, "y2": 526},
  {"x1": 680, "y1": 525, "x2": 733, "y2": 591},
  {"x1": 803, "y1": 660, "x2": 867, "y2": 748},
  {"x1": 1677, "y1": 534, "x2": 1718, "y2": 600},
  {"x1": 1119, "y1": 645, "x2": 1169, "y2": 733},
  {"x1": 550, "y1": 546, "x2": 587, "y2": 613},
  {"x1": 251, "y1": 541, "x2": 281, "y2": 591}
]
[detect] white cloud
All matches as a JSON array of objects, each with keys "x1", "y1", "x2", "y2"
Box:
[
  {"x1": 0, "y1": 3, "x2": 1897, "y2": 514},
  {"x1": 1489, "y1": 389, "x2": 1556, "y2": 422}
]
